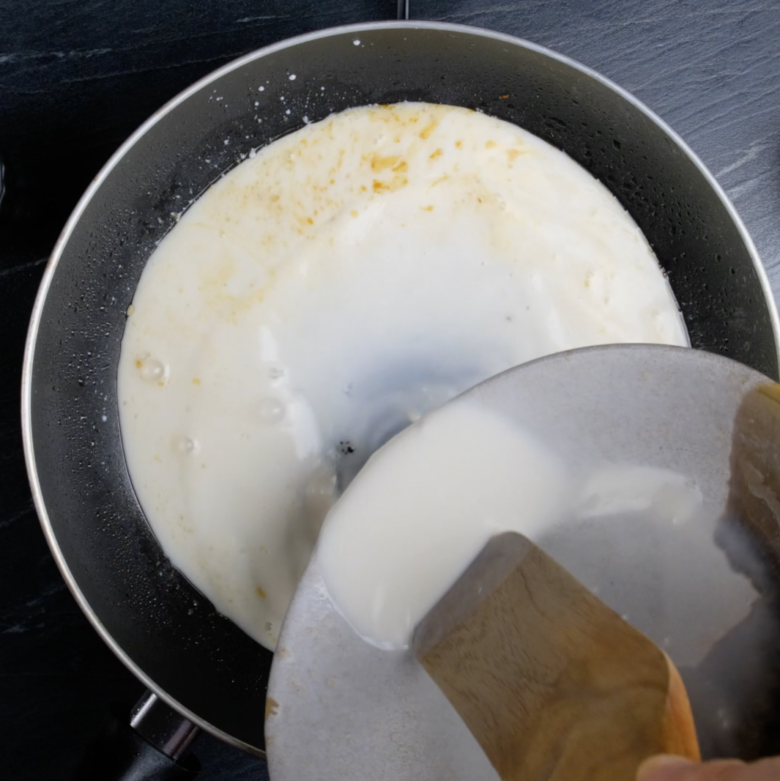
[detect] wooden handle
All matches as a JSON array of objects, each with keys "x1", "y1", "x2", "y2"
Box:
[
  {"x1": 415, "y1": 532, "x2": 700, "y2": 781},
  {"x1": 662, "y1": 654, "x2": 700, "y2": 761}
]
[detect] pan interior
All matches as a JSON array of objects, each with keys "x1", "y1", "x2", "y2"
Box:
[{"x1": 27, "y1": 24, "x2": 779, "y2": 751}]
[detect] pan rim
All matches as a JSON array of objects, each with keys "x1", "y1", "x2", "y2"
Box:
[{"x1": 20, "y1": 18, "x2": 780, "y2": 755}]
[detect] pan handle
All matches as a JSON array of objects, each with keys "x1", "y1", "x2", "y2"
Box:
[{"x1": 71, "y1": 691, "x2": 200, "y2": 780}]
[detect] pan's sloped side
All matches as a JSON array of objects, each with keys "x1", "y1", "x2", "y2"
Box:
[{"x1": 23, "y1": 23, "x2": 779, "y2": 752}]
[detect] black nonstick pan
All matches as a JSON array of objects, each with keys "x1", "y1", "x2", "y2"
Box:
[{"x1": 21, "y1": 18, "x2": 780, "y2": 772}]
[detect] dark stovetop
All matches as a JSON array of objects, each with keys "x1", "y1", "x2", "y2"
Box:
[{"x1": 2, "y1": 1, "x2": 780, "y2": 778}]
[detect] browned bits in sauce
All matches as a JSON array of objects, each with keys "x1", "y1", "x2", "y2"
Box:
[
  {"x1": 373, "y1": 176, "x2": 408, "y2": 194},
  {"x1": 370, "y1": 154, "x2": 400, "y2": 172},
  {"x1": 265, "y1": 697, "x2": 279, "y2": 720},
  {"x1": 419, "y1": 119, "x2": 438, "y2": 140}
]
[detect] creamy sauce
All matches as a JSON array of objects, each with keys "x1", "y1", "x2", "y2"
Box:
[
  {"x1": 318, "y1": 402, "x2": 571, "y2": 648},
  {"x1": 118, "y1": 102, "x2": 688, "y2": 650},
  {"x1": 319, "y1": 404, "x2": 756, "y2": 660}
]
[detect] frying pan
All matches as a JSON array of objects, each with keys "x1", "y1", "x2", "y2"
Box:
[{"x1": 21, "y1": 16, "x2": 780, "y2": 768}]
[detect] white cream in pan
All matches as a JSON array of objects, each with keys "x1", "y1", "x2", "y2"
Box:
[{"x1": 118, "y1": 102, "x2": 688, "y2": 649}]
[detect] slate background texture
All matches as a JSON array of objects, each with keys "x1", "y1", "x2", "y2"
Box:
[{"x1": 2, "y1": 1, "x2": 780, "y2": 778}]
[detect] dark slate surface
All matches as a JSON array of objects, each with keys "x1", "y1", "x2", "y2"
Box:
[{"x1": 2, "y1": 1, "x2": 780, "y2": 778}]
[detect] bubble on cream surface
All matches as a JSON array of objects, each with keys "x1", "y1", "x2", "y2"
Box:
[{"x1": 118, "y1": 102, "x2": 688, "y2": 650}]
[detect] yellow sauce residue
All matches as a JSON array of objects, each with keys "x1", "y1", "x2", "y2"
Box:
[
  {"x1": 370, "y1": 154, "x2": 400, "y2": 172},
  {"x1": 419, "y1": 119, "x2": 438, "y2": 140},
  {"x1": 373, "y1": 176, "x2": 409, "y2": 194},
  {"x1": 265, "y1": 697, "x2": 280, "y2": 720}
]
